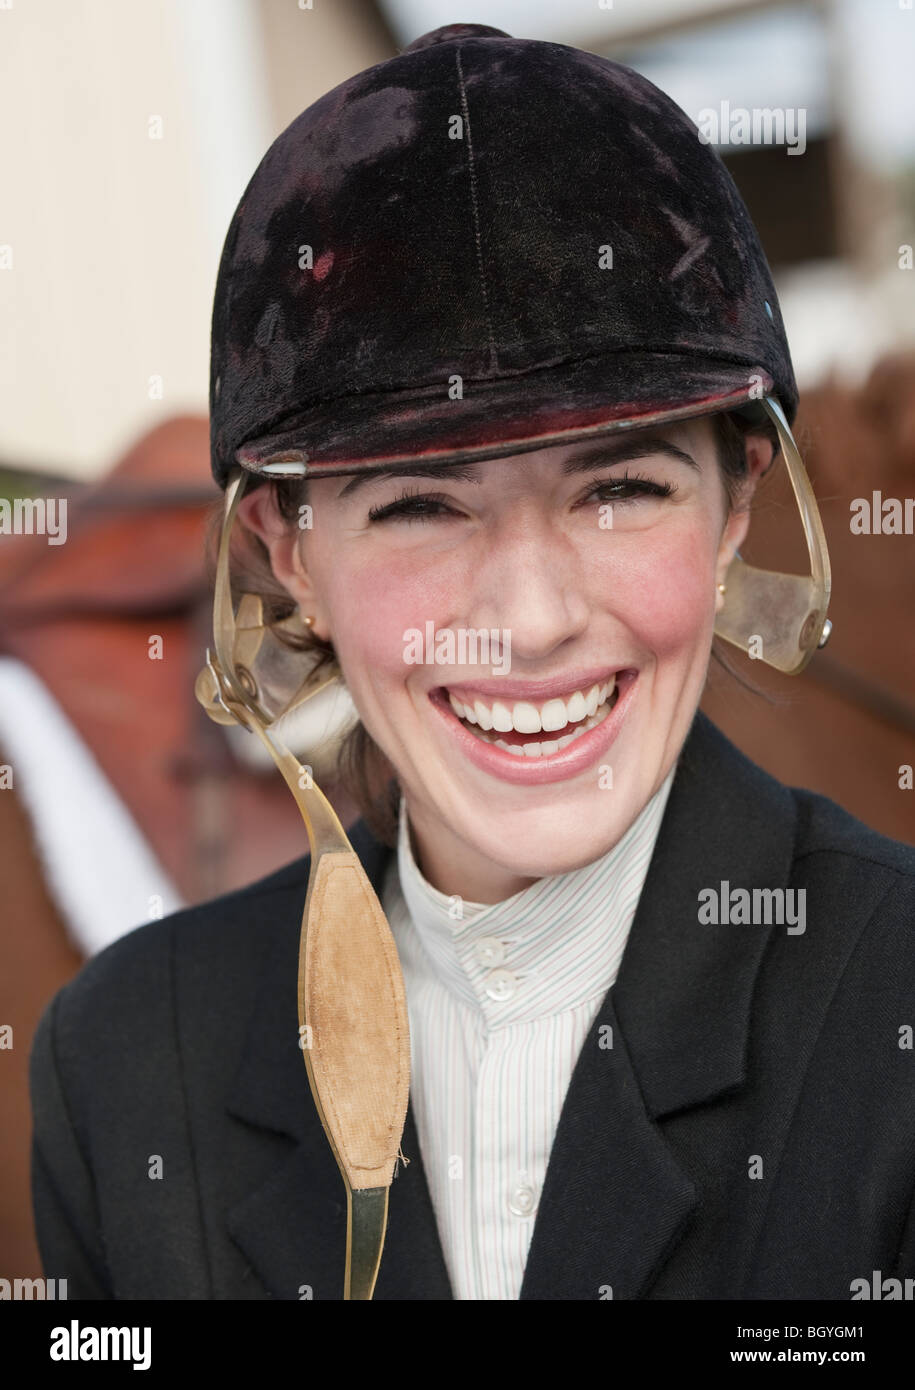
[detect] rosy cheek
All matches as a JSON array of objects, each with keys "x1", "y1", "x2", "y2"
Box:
[
  {"x1": 326, "y1": 548, "x2": 460, "y2": 681},
  {"x1": 591, "y1": 523, "x2": 716, "y2": 655}
]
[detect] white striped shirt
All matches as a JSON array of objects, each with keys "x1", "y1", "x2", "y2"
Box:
[{"x1": 380, "y1": 765, "x2": 677, "y2": 1300}]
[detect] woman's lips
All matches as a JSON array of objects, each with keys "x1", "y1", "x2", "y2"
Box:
[
  {"x1": 427, "y1": 670, "x2": 637, "y2": 786},
  {"x1": 443, "y1": 666, "x2": 620, "y2": 703}
]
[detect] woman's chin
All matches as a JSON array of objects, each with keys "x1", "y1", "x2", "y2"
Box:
[{"x1": 447, "y1": 795, "x2": 645, "y2": 883}]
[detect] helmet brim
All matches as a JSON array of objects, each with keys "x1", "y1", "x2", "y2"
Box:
[{"x1": 233, "y1": 353, "x2": 776, "y2": 479}]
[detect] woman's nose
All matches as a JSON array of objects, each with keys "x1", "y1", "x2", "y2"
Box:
[{"x1": 467, "y1": 514, "x2": 591, "y2": 661}]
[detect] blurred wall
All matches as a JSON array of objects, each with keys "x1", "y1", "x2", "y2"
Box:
[{"x1": 0, "y1": 0, "x2": 394, "y2": 482}]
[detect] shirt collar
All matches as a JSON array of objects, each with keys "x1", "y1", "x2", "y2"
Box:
[{"x1": 389, "y1": 765, "x2": 678, "y2": 1025}]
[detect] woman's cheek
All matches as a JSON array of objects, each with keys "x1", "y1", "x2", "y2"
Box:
[
  {"x1": 325, "y1": 550, "x2": 461, "y2": 691},
  {"x1": 594, "y1": 524, "x2": 716, "y2": 657}
]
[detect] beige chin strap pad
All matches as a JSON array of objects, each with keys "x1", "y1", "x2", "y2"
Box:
[
  {"x1": 197, "y1": 467, "x2": 411, "y2": 1296},
  {"x1": 301, "y1": 849, "x2": 410, "y2": 1191}
]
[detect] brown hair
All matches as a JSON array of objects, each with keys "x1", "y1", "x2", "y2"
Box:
[{"x1": 208, "y1": 408, "x2": 779, "y2": 847}]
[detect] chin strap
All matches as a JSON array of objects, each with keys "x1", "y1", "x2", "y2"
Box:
[
  {"x1": 195, "y1": 466, "x2": 410, "y2": 1300},
  {"x1": 713, "y1": 395, "x2": 832, "y2": 674}
]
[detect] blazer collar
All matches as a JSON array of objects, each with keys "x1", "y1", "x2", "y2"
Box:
[{"x1": 226, "y1": 711, "x2": 797, "y2": 1299}]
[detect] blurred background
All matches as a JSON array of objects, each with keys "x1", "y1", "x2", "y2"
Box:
[{"x1": 1, "y1": 0, "x2": 913, "y2": 1279}]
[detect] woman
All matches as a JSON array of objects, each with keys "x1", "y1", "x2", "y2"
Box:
[{"x1": 29, "y1": 24, "x2": 915, "y2": 1301}]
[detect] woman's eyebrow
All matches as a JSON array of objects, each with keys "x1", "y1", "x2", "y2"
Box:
[
  {"x1": 337, "y1": 461, "x2": 480, "y2": 498},
  {"x1": 335, "y1": 435, "x2": 698, "y2": 498},
  {"x1": 562, "y1": 436, "x2": 700, "y2": 474}
]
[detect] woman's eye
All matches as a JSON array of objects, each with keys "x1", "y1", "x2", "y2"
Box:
[
  {"x1": 585, "y1": 472, "x2": 677, "y2": 505},
  {"x1": 367, "y1": 490, "x2": 458, "y2": 524},
  {"x1": 365, "y1": 472, "x2": 676, "y2": 524}
]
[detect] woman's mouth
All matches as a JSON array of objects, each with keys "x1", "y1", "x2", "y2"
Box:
[
  {"x1": 446, "y1": 677, "x2": 618, "y2": 756},
  {"x1": 427, "y1": 670, "x2": 637, "y2": 785}
]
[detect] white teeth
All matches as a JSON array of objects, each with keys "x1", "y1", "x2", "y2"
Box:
[
  {"x1": 565, "y1": 690, "x2": 587, "y2": 723},
  {"x1": 447, "y1": 677, "x2": 617, "y2": 736},
  {"x1": 491, "y1": 701, "x2": 514, "y2": 733},
  {"x1": 539, "y1": 698, "x2": 567, "y2": 732},
  {"x1": 474, "y1": 699, "x2": 493, "y2": 730},
  {"x1": 512, "y1": 701, "x2": 542, "y2": 734},
  {"x1": 484, "y1": 700, "x2": 614, "y2": 757}
]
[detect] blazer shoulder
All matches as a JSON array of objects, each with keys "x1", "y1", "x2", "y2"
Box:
[
  {"x1": 27, "y1": 856, "x2": 297, "y2": 1130},
  {"x1": 50, "y1": 852, "x2": 307, "y2": 1024},
  {"x1": 789, "y1": 782, "x2": 915, "y2": 883},
  {"x1": 682, "y1": 716, "x2": 914, "y2": 943},
  {"x1": 31, "y1": 815, "x2": 391, "y2": 1081}
]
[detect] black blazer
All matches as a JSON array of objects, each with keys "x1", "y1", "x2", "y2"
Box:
[{"x1": 29, "y1": 712, "x2": 915, "y2": 1300}]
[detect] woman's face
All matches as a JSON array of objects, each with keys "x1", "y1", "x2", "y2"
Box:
[{"x1": 242, "y1": 417, "x2": 768, "y2": 901}]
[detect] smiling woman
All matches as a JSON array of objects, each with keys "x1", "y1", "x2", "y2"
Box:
[
  {"x1": 232, "y1": 414, "x2": 774, "y2": 906},
  {"x1": 29, "y1": 23, "x2": 915, "y2": 1307}
]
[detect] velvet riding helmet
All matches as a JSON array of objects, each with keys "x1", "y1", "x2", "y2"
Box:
[{"x1": 195, "y1": 23, "x2": 832, "y2": 1298}]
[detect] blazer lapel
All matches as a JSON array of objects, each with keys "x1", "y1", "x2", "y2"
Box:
[
  {"x1": 225, "y1": 819, "x2": 453, "y2": 1300},
  {"x1": 520, "y1": 711, "x2": 797, "y2": 1298},
  {"x1": 374, "y1": 1098, "x2": 454, "y2": 1300},
  {"x1": 519, "y1": 986, "x2": 698, "y2": 1300}
]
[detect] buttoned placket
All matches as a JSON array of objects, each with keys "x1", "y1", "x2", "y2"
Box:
[{"x1": 455, "y1": 923, "x2": 542, "y2": 1298}]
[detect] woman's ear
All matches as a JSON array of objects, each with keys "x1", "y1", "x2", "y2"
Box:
[
  {"x1": 236, "y1": 488, "x2": 329, "y2": 638},
  {"x1": 714, "y1": 433, "x2": 776, "y2": 606}
]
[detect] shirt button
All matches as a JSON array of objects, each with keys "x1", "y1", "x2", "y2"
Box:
[
  {"x1": 484, "y1": 968, "x2": 517, "y2": 1002},
  {"x1": 474, "y1": 936, "x2": 505, "y2": 968},
  {"x1": 509, "y1": 1183, "x2": 537, "y2": 1217}
]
